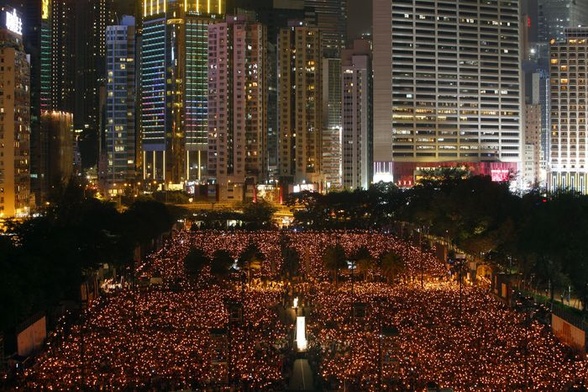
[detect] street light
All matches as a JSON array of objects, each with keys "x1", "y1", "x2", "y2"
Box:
[{"x1": 455, "y1": 254, "x2": 467, "y2": 324}]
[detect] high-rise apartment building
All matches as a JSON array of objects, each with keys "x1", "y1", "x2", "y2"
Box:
[
  {"x1": 207, "y1": 15, "x2": 267, "y2": 201},
  {"x1": 322, "y1": 57, "x2": 342, "y2": 189},
  {"x1": 105, "y1": 16, "x2": 136, "y2": 187},
  {"x1": 0, "y1": 6, "x2": 31, "y2": 219},
  {"x1": 228, "y1": 1, "x2": 305, "y2": 181},
  {"x1": 342, "y1": 39, "x2": 372, "y2": 190},
  {"x1": 372, "y1": 0, "x2": 522, "y2": 186},
  {"x1": 549, "y1": 27, "x2": 588, "y2": 193},
  {"x1": 140, "y1": 0, "x2": 225, "y2": 186},
  {"x1": 277, "y1": 23, "x2": 322, "y2": 187}
]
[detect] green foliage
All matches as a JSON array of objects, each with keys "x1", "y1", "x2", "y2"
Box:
[
  {"x1": 321, "y1": 243, "x2": 347, "y2": 285},
  {"x1": 211, "y1": 249, "x2": 234, "y2": 277},
  {"x1": 122, "y1": 199, "x2": 174, "y2": 249},
  {"x1": 1, "y1": 193, "x2": 175, "y2": 332},
  {"x1": 286, "y1": 185, "x2": 404, "y2": 229},
  {"x1": 184, "y1": 248, "x2": 209, "y2": 277},
  {"x1": 379, "y1": 251, "x2": 405, "y2": 284},
  {"x1": 351, "y1": 245, "x2": 375, "y2": 280},
  {"x1": 240, "y1": 199, "x2": 277, "y2": 229},
  {"x1": 281, "y1": 246, "x2": 301, "y2": 279}
]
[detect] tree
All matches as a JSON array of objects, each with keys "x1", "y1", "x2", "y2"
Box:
[
  {"x1": 211, "y1": 249, "x2": 234, "y2": 279},
  {"x1": 238, "y1": 241, "x2": 265, "y2": 282},
  {"x1": 380, "y1": 251, "x2": 405, "y2": 284},
  {"x1": 350, "y1": 246, "x2": 374, "y2": 281},
  {"x1": 122, "y1": 199, "x2": 174, "y2": 251},
  {"x1": 281, "y1": 246, "x2": 301, "y2": 280},
  {"x1": 241, "y1": 200, "x2": 277, "y2": 229},
  {"x1": 184, "y1": 248, "x2": 209, "y2": 278},
  {"x1": 322, "y1": 243, "x2": 347, "y2": 286}
]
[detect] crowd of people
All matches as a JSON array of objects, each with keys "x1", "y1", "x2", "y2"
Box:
[{"x1": 12, "y1": 229, "x2": 588, "y2": 391}]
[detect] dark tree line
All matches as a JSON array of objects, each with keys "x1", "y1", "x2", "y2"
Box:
[
  {"x1": 286, "y1": 172, "x2": 588, "y2": 310},
  {"x1": 0, "y1": 179, "x2": 174, "y2": 332}
]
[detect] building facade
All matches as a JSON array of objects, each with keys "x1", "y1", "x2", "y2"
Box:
[
  {"x1": 42, "y1": 111, "x2": 74, "y2": 189},
  {"x1": 207, "y1": 16, "x2": 267, "y2": 201},
  {"x1": 0, "y1": 6, "x2": 31, "y2": 219},
  {"x1": 277, "y1": 23, "x2": 323, "y2": 187},
  {"x1": 322, "y1": 57, "x2": 342, "y2": 190},
  {"x1": 549, "y1": 27, "x2": 588, "y2": 193},
  {"x1": 105, "y1": 16, "x2": 136, "y2": 188},
  {"x1": 304, "y1": 0, "x2": 347, "y2": 58},
  {"x1": 140, "y1": 0, "x2": 225, "y2": 186},
  {"x1": 538, "y1": 0, "x2": 588, "y2": 44},
  {"x1": 524, "y1": 103, "x2": 542, "y2": 189},
  {"x1": 373, "y1": 0, "x2": 522, "y2": 186},
  {"x1": 341, "y1": 39, "x2": 372, "y2": 190}
]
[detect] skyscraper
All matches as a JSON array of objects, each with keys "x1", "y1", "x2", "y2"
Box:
[
  {"x1": 549, "y1": 27, "x2": 588, "y2": 193},
  {"x1": 538, "y1": 0, "x2": 588, "y2": 43},
  {"x1": 304, "y1": 0, "x2": 347, "y2": 57},
  {"x1": 227, "y1": 1, "x2": 305, "y2": 182},
  {"x1": 372, "y1": 0, "x2": 522, "y2": 186},
  {"x1": 322, "y1": 57, "x2": 342, "y2": 190},
  {"x1": 342, "y1": 39, "x2": 372, "y2": 190},
  {"x1": 207, "y1": 15, "x2": 267, "y2": 201},
  {"x1": 0, "y1": 6, "x2": 31, "y2": 219},
  {"x1": 277, "y1": 22, "x2": 323, "y2": 187},
  {"x1": 140, "y1": 0, "x2": 225, "y2": 185},
  {"x1": 104, "y1": 15, "x2": 136, "y2": 188},
  {"x1": 74, "y1": 0, "x2": 110, "y2": 170}
]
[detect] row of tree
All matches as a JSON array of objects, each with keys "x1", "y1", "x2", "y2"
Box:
[
  {"x1": 0, "y1": 179, "x2": 175, "y2": 332},
  {"x1": 286, "y1": 171, "x2": 588, "y2": 310},
  {"x1": 184, "y1": 237, "x2": 406, "y2": 290}
]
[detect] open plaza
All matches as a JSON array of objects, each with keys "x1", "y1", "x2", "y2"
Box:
[{"x1": 13, "y1": 230, "x2": 588, "y2": 391}]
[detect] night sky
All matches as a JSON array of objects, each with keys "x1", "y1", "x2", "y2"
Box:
[{"x1": 347, "y1": 0, "x2": 372, "y2": 40}]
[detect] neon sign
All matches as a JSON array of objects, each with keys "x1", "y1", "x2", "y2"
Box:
[{"x1": 6, "y1": 9, "x2": 22, "y2": 36}]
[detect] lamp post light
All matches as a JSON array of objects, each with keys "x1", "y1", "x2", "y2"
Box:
[{"x1": 455, "y1": 254, "x2": 467, "y2": 324}]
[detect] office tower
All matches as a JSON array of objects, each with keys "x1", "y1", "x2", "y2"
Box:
[
  {"x1": 539, "y1": 0, "x2": 588, "y2": 43},
  {"x1": 548, "y1": 28, "x2": 588, "y2": 193},
  {"x1": 43, "y1": 111, "x2": 74, "y2": 188},
  {"x1": 74, "y1": 0, "x2": 110, "y2": 170},
  {"x1": 140, "y1": 0, "x2": 225, "y2": 186},
  {"x1": 322, "y1": 57, "x2": 342, "y2": 190},
  {"x1": 15, "y1": 0, "x2": 43, "y2": 204},
  {"x1": 207, "y1": 15, "x2": 267, "y2": 201},
  {"x1": 0, "y1": 6, "x2": 31, "y2": 219},
  {"x1": 306, "y1": 0, "x2": 346, "y2": 190},
  {"x1": 524, "y1": 100, "x2": 542, "y2": 190},
  {"x1": 372, "y1": 0, "x2": 522, "y2": 186},
  {"x1": 15, "y1": 0, "x2": 75, "y2": 204},
  {"x1": 277, "y1": 23, "x2": 322, "y2": 187},
  {"x1": 342, "y1": 39, "x2": 372, "y2": 190},
  {"x1": 304, "y1": 0, "x2": 346, "y2": 57},
  {"x1": 104, "y1": 16, "x2": 136, "y2": 188},
  {"x1": 19, "y1": 0, "x2": 112, "y2": 203}
]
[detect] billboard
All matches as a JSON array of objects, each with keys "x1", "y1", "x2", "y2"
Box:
[
  {"x1": 552, "y1": 314, "x2": 586, "y2": 353},
  {"x1": 17, "y1": 315, "x2": 46, "y2": 357}
]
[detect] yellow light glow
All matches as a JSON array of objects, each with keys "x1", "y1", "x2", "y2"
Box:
[
  {"x1": 296, "y1": 316, "x2": 307, "y2": 351},
  {"x1": 42, "y1": 0, "x2": 49, "y2": 20}
]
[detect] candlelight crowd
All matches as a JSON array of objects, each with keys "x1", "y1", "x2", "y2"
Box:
[{"x1": 13, "y1": 230, "x2": 588, "y2": 391}]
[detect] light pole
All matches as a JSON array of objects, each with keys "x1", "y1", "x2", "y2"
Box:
[{"x1": 455, "y1": 255, "x2": 466, "y2": 324}]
